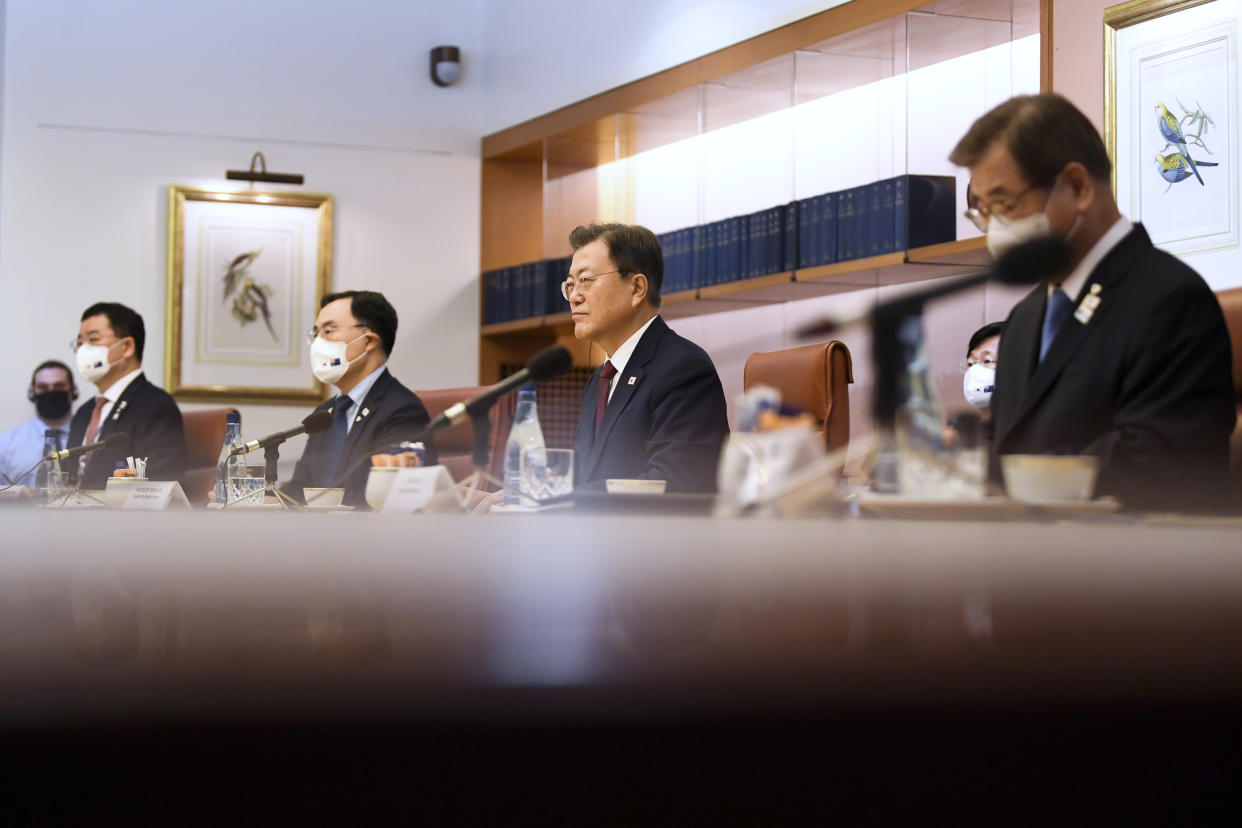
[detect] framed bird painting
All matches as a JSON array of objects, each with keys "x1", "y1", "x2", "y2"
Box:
[
  {"x1": 165, "y1": 186, "x2": 333, "y2": 403},
  {"x1": 1106, "y1": 0, "x2": 1240, "y2": 267}
]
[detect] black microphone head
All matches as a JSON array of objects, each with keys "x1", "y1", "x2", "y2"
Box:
[
  {"x1": 526, "y1": 345, "x2": 573, "y2": 382},
  {"x1": 103, "y1": 432, "x2": 129, "y2": 448},
  {"x1": 991, "y1": 236, "x2": 1072, "y2": 285},
  {"x1": 303, "y1": 409, "x2": 335, "y2": 434}
]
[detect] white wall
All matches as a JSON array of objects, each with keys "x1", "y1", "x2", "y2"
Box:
[
  {"x1": 0, "y1": 0, "x2": 484, "y2": 463},
  {"x1": 479, "y1": 0, "x2": 851, "y2": 134}
]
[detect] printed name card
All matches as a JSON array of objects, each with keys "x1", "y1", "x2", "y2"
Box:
[
  {"x1": 120, "y1": 481, "x2": 191, "y2": 511},
  {"x1": 381, "y1": 466, "x2": 460, "y2": 513}
]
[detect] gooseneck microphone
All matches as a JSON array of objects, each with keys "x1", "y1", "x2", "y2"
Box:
[
  {"x1": 796, "y1": 236, "x2": 1072, "y2": 338},
  {"x1": 230, "y1": 409, "x2": 334, "y2": 457},
  {"x1": 418, "y1": 345, "x2": 574, "y2": 437},
  {"x1": 47, "y1": 431, "x2": 129, "y2": 462}
]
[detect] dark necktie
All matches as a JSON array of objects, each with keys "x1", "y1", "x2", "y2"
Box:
[
  {"x1": 318, "y1": 396, "x2": 354, "y2": 486},
  {"x1": 1040, "y1": 288, "x2": 1072, "y2": 362},
  {"x1": 51, "y1": 429, "x2": 65, "y2": 452},
  {"x1": 594, "y1": 360, "x2": 618, "y2": 438}
]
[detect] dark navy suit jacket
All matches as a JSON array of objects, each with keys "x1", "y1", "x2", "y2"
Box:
[
  {"x1": 67, "y1": 372, "x2": 187, "y2": 490},
  {"x1": 992, "y1": 224, "x2": 1235, "y2": 511},
  {"x1": 284, "y1": 367, "x2": 434, "y2": 508},
  {"x1": 573, "y1": 316, "x2": 729, "y2": 493}
]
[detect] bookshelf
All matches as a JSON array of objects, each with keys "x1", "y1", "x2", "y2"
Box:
[{"x1": 478, "y1": 0, "x2": 1042, "y2": 383}]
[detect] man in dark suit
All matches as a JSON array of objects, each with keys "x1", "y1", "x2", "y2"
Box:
[
  {"x1": 567, "y1": 223, "x2": 729, "y2": 493},
  {"x1": 950, "y1": 93, "x2": 1235, "y2": 511},
  {"x1": 284, "y1": 290, "x2": 434, "y2": 507},
  {"x1": 68, "y1": 302, "x2": 187, "y2": 489}
]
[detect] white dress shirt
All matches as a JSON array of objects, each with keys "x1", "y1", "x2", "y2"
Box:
[
  {"x1": 0, "y1": 417, "x2": 70, "y2": 487},
  {"x1": 603, "y1": 315, "x2": 658, "y2": 402},
  {"x1": 93, "y1": 368, "x2": 144, "y2": 427},
  {"x1": 1050, "y1": 216, "x2": 1133, "y2": 302}
]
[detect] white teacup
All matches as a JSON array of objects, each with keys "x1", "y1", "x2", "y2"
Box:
[
  {"x1": 364, "y1": 468, "x2": 400, "y2": 511},
  {"x1": 1001, "y1": 454, "x2": 1099, "y2": 502},
  {"x1": 303, "y1": 487, "x2": 345, "y2": 508}
]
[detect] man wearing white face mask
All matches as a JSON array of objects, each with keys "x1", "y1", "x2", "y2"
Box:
[
  {"x1": 67, "y1": 302, "x2": 187, "y2": 489},
  {"x1": 283, "y1": 290, "x2": 434, "y2": 507},
  {"x1": 961, "y1": 322, "x2": 1003, "y2": 412},
  {"x1": 950, "y1": 93, "x2": 1235, "y2": 511}
]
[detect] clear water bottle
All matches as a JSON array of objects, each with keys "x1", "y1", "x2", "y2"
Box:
[
  {"x1": 36, "y1": 429, "x2": 62, "y2": 503},
  {"x1": 215, "y1": 411, "x2": 243, "y2": 504},
  {"x1": 503, "y1": 385, "x2": 545, "y2": 506}
]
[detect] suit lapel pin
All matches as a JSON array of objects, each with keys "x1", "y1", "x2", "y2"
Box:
[
  {"x1": 1074, "y1": 284, "x2": 1103, "y2": 325},
  {"x1": 111, "y1": 400, "x2": 128, "y2": 421},
  {"x1": 627, "y1": 376, "x2": 637, "y2": 386}
]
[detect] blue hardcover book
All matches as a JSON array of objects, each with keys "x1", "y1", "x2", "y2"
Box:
[
  {"x1": 897, "y1": 174, "x2": 955, "y2": 250},
  {"x1": 658, "y1": 231, "x2": 675, "y2": 293},
  {"x1": 784, "y1": 201, "x2": 798, "y2": 272},
  {"x1": 483, "y1": 269, "x2": 495, "y2": 325},
  {"x1": 725, "y1": 215, "x2": 735, "y2": 283},
  {"x1": 804, "y1": 197, "x2": 814, "y2": 269},
  {"x1": 876, "y1": 177, "x2": 896, "y2": 255},
  {"x1": 497, "y1": 266, "x2": 511, "y2": 323},
  {"x1": 835, "y1": 190, "x2": 854, "y2": 262},
  {"x1": 893, "y1": 176, "x2": 909, "y2": 252},
  {"x1": 515, "y1": 262, "x2": 528, "y2": 320},
  {"x1": 867, "y1": 181, "x2": 885, "y2": 258},
  {"x1": 771, "y1": 206, "x2": 783, "y2": 274},
  {"x1": 820, "y1": 192, "x2": 837, "y2": 266},
  {"x1": 690, "y1": 225, "x2": 704, "y2": 290},
  {"x1": 806, "y1": 196, "x2": 822, "y2": 268}
]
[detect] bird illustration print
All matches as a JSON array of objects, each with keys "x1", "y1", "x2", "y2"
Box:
[
  {"x1": 1156, "y1": 102, "x2": 1204, "y2": 185},
  {"x1": 221, "y1": 249, "x2": 278, "y2": 341},
  {"x1": 1154, "y1": 152, "x2": 1219, "y2": 192}
]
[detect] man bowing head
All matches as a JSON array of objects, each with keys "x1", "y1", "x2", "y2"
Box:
[{"x1": 566, "y1": 223, "x2": 729, "y2": 493}]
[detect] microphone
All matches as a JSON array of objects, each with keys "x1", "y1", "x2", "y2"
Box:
[
  {"x1": 418, "y1": 345, "x2": 574, "y2": 436},
  {"x1": 796, "y1": 236, "x2": 1072, "y2": 338},
  {"x1": 230, "y1": 409, "x2": 334, "y2": 456},
  {"x1": 47, "y1": 431, "x2": 129, "y2": 462}
]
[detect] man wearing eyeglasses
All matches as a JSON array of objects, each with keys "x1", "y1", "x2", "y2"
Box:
[
  {"x1": 566, "y1": 222, "x2": 729, "y2": 493},
  {"x1": 950, "y1": 93, "x2": 1234, "y2": 511},
  {"x1": 283, "y1": 290, "x2": 434, "y2": 507},
  {"x1": 68, "y1": 302, "x2": 187, "y2": 489}
]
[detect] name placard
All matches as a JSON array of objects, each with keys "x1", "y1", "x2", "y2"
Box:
[
  {"x1": 121, "y1": 481, "x2": 192, "y2": 511},
  {"x1": 380, "y1": 467, "x2": 460, "y2": 513}
]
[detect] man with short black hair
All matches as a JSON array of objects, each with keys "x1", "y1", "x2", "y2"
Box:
[
  {"x1": 566, "y1": 222, "x2": 729, "y2": 492},
  {"x1": 0, "y1": 360, "x2": 79, "y2": 487},
  {"x1": 68, "y1": 302, "x2": 187, "y2": 489},
  {"x1": 950, "y1": 93, "x2": 1234, "y2": 510},
  {"x1": 284, "y1": 290, "x2": 435, "y2": 507}
]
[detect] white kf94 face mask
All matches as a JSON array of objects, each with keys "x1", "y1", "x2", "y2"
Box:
[
  {"x1": 76, "y1": 343, "x2": 115, "y2": 384},
  {"x1": 310, "y1": 333, "x2": 367, "y2": 385},
  {"x1": 962, "y1": 363, "x2": 996, "y2": 409}
]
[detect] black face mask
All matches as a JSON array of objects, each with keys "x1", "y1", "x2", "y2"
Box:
[{"x1": 34, "y1": 390, "x2": 72, "y2": 421}]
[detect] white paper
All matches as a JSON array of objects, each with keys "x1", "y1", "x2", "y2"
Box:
[{"x1": 380, "y1": 467, "x2": 460, "y2": 513}]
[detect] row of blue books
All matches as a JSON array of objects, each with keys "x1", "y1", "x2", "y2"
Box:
[{"x1": 482, "y1": 174, "x2": 955, "y2": 326}]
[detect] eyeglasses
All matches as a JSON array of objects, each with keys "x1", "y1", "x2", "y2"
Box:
[
  {"x1": 963, "y1": 181, "x2": 1045, "y2": 232},
  {"x1": 69, "y1": 335, "x2": 123, "y2": 355},
  {"x1": 561, "y1": 270, "x2": 624, "y2": 301},
  {"x1": 305, "y1": 324, "x2": 367, "y2": 346},
  {"x1": 958, "y1": 354, "x2": 998, "y2": 371}
]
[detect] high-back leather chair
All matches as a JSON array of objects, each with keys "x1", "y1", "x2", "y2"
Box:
[
  {"x1": 181, "y1": 407, "x2": 240, "y2": 506},
  {"x1": 743, "y1": 341, "x2": 854, "y2": 453},
  {"x1": 1215, "y1": 288, "x2": 1242, "y2": 500},
  {"x1": 415, "y1": 387, "x2": 512, "y2": 484}
]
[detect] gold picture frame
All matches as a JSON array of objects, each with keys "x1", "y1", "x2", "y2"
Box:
[
  {"x1": 1104, "y1": 0, "x2": 1239, "y2": 255},
  {"x1": 165, "y1": 186, "x2": 334, "y2": 403}
]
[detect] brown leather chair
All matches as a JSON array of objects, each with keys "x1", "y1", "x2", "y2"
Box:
[
  {"x1": 1216, "y1": 288, "x2": 1242, "y2": 501},
  {"x1": 181, "y1": 407, "x2": 240, "y2": 506},
  {"x1": 415, "y1": 387, "x2": 512, "y2": 484},
  {"x1": 743, "y1": 341, "x2": 854, "y2": 453}
]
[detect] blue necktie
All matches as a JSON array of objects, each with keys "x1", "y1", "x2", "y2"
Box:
[
  {"x1": 1039, "y1": 288, "x2": 1072, "y2": 362},
  {"x1": 317, "y1": 396, "x2": 354, "y2": 486}
]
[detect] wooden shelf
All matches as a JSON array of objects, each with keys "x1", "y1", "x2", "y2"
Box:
[{"x1": 482, "y1": 237, "x2": 990, "y2": 337}]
